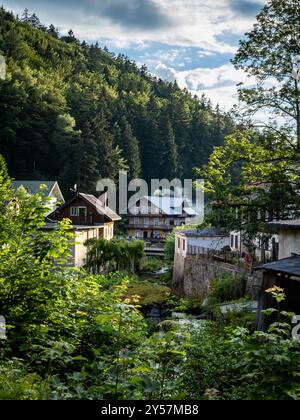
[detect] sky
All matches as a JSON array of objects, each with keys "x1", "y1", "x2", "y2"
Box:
[{"x1": 2, "y1": 0, "x2": 268, "y2": 111}]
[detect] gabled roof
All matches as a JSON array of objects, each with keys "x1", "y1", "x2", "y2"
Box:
[
  {"x1": 48, "y1": 192, "x2": 121, "y2": 222},
  {"x1": 12, "y1": 180, "x2": 58, "y2": 196},
  {"x1": 256, "y1": 255, "x2": 300, "y2": 278},
  {"x1": 79, "y1": 193, "x2": 121, "y2": 221},
  {"x1": 144, "y1": 196, "x2": 198, "y2": 216}
]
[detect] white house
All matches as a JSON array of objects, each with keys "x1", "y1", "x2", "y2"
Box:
[
  {"x1": 175, "y1": 228, "x2": 230, "y2": 258},
  {"x1": 12, "y1": 180, "x2": 65, "y2": 216},
  {"x1": 269, "y1": 219, "x2": 300, "y2": 260},
  {"x1": 127, "y1": 195, "x2": 198, "y2": 241},
  {"x1": 229, "y1": 229, "x2": 279, "y2": 262}
]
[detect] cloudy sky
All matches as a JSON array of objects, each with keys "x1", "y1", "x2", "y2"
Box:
[{"x1": 2, "y1": 0, "x2": 267, "y2": 110}]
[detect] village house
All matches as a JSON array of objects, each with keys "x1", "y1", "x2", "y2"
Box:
[
  {"x1": 126, "y1": 195, "x2": 198, "y2": 242},
  {"x1": 12, "y1": 180, "x2": 65, "y2": 215},
  {"x1": 230, "y1": 229, "x2": 279, "y2": 263},
  {"x1": 47, "y1": 192, "x2": 121, "y2": 267},
  {"x1": 173, "y1": 228, "x2": 232, "y2": 298},
  {"x1": 175, "y1": 228, "x2": 231, "y2": 259},
  {"x1": 255, "y1": 219, "x2": 300, "y2": 329}
]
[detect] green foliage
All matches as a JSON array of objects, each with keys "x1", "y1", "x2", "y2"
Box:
[
  {"x1": 209, "y1": 273, "x2": 247, "y2": 305},
  {"x1": 125, "y1": 281, "x2": 171, "y2": 306},
  {"x1": 232, "y1": 0, "x2": 300, "y2": 145},
  {"x1": 197, "y1": 129, "x2": 300, "y2": 245},
  {"x1": 85, "y1": 238, "x2": 145, "y2": 274},
  {"x1": 139, "y1": 257, "x2": 163, "y2": 273},
  {"x1": 164, "y1": 232, "x2": 176, "y2": 266},
  {"x1": 0, "y1": 6, "x2": 235, "y2": 193},
  {"x1": 0, "y1": 359, "x2": 43, "y2": 400}
]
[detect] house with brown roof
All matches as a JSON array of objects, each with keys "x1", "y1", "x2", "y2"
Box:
[{"x1": 47, "y1": 192, "x2": 121, "y2": 267}]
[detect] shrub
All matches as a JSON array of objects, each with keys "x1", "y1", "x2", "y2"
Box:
[
  {"x1": 139, "y1": 257, "x2": 163, "y2": 273},
  {"x1": 0, "y1": 360, "x2": 43, "y2": 400},
  {"x1": 209, "y1": 273, "x2": 247, "y2": 305}
]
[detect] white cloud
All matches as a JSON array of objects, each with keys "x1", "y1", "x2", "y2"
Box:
[
  {"x1": 2, "y1": 0, "x2": 268, "y2": 54},
  {"x1": 152, "y1": 63, "x2": 256, "y2": 111},
  {"x1": 154, "y1": 63, "x2": 177, "y2": 81}
]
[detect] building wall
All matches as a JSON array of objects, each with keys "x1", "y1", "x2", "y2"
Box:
[
  {"x1": 173, "y1": 253, "x2": 263, "y2": 300},
  {"x1": 73, "y1": 227, "x2": 104, "y2": 268},
  {"x1": 103, "y1": 222, "x2": 114, "y2": 240},
  {"x1": 279, "y1": 229, "x2": 300, "y2": 259}
]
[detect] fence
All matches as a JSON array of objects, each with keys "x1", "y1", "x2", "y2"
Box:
[{"x1": 186, "y1": 245, "x2": 257, "y2": 271}]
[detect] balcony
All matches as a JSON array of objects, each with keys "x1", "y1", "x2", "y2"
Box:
[
  {"x1": 125, "y1": 224, "x2": 172, "y2": 231},
  {"x1": 69, "y1": 215, "x2": 94, "y2": 225}
]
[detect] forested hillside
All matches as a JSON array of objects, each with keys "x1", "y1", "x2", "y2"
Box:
[{"x1": 0, "y1": 7, "x2": 235, "y2": 195}]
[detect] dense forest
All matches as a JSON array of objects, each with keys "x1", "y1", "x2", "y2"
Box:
[{"x1": 0, "y1": 7, "x2": 235, "y2": 195}]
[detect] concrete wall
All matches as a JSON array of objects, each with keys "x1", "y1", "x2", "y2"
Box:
[
  {"x1": 279, "y1": 229, "x2": 300, "y2": 259},
  {"x1": 173, "y1": 253, "x2": 263, "y2": 300}
]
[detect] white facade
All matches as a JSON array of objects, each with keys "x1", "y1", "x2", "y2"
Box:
[
  {"x1": 277, "y1": 229, "x2": 300, "y2": 259},
  {"x1": 175, "y1": 230, "x2": 230, "y2": 258},
  {"x1": 71, "y1": 226, "x2": 106, "y2": 268},
  {"x1": 230, "y1": 230, "x2": 279, "y2": 262}
]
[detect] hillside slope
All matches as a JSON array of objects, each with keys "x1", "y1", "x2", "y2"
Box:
[{"x1": 0, "y1": 7, "x2": 235, "y2": 194}]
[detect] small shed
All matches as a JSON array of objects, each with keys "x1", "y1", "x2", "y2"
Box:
[{"x1": 255, "y1": 255, "x2": 300, "y2": 329}]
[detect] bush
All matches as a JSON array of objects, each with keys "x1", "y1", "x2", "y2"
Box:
[
  {"x1": 125, "y1": 281, "x2": 171, "y2": 306},
  {"x1": 139, "y1": 257, "x2": 163, "y2": 273},
  {"x1": 0, "y1": 360, "x2": 44, "y2": 400},
  {"x1": 209, "y1": 274, "x2": 247, "y2": 305}
]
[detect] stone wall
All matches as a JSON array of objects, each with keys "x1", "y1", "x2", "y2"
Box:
[{"x1": 173, "y1": 253, "x2": 263, "y2": 300}]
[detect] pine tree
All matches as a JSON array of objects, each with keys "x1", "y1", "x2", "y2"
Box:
[
  {"x1": 47, "y1": 24, "x2": 59, "y2": 38},
  {"x1": 114, "y1": 116, "x2": 141, "y2": 179},
  {"x1": 159, "y1": 112, "x2": 178, "y2": 179}
]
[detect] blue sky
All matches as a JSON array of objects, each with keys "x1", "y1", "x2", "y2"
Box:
[{"x1": 2, "y1": 0, "x2": 267, "y2": 110}]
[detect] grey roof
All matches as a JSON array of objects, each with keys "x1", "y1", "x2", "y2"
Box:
[
  {"x1": 12, "y1": 180, "x2": 57, "y2": 196},
  {"x1": 79, "y1": 193, "x2": 121, "y2": 222},
  {"x1": 178, "y1": 227, "x2": 229, "y2": 238},
  {"x1": 145, "y1": 196, "x2": 198, "y2": 216},
  {"x1": 269, "y1": 220, "x2": 300, "y2": 230},
  {"x1": 256, "y1": 255, "x2": 300, "y2": 277}
]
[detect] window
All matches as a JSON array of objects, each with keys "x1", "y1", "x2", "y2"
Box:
[
  {"x1": 176, "y1": 219, "x2": 181, "y2": 226},
  {"x1": 183, "y1": 240, "x2": 186, "y2": 251},
  {"x1": 235, "y1": 235, "x2": 238, "y2": 250},
  {"x1": 154, "y1": 218, "x2": 159, "y2": 226},
  {"x1": 70, "y1": 207, "x2": 78, "y2": 217},
  {"x1": 169, "y1": 219, "x2": 175, "y2": 226},
  {"x1": 78, "y1": 207, "x2": 87, "y2": 218},
  {"x1": 144, "y1": 218, "x2": 149, "y2": 227},
  {"x1": 134, "y1": 217, "x2": 140, "y2": 225},
  {"x1": 178, "y1": 238, "x2": 181, "y2": 249},
  {"x1": 70, "y1": 207, "x2": 87, "y2": 217}
]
